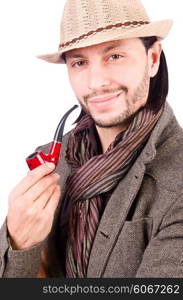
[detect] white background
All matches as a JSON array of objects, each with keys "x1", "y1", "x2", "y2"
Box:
[{"x1": 0, "y1": 0, "x2": 182, "y2": 227}]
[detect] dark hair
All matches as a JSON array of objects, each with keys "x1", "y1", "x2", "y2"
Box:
[
  {"x1": 73, "y1": 36, "x2": 169, "y2": 122},
  {"x1": 62, "y1": 53, "x2": 66, "y2": 62},
  {"x1": 140, "y1": 36, "x2": 169, "y2": 113}
]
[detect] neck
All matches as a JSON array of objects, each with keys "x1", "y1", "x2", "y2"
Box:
[{"x1": 96, "y1": 125, "x2": 127, "y2": 153}]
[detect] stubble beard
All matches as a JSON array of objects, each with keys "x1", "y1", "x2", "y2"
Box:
[{"x1": 79, "y1": 66, "x2": 150, "y2": 129}]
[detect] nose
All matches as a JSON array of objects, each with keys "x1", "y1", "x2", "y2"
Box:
[{"x1": 87, "y1": 62, "x2": 111, "y2": 90}]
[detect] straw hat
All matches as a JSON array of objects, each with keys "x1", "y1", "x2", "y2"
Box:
[{"x1": 38, "y1": 0, "x2": 173, "y2": 64}]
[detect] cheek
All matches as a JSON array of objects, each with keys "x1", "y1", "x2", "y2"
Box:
[
  {"x1": 112, "y1": 61, "x2": 143, "y2": 88},
  {"x1": 127, "y1": 63, "x2": 148, "y2": 91},
  {"x1": 68, "y1": 72, "x2": 86, "y2": 98}
]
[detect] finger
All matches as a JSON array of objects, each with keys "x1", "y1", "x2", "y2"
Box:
[
  {"x1": 10, "y1": 163, "x2": 55, "y2": 199},
  {"x1": 44, "y1": 185, "x2": 61, "y2": 217},
  {"x1": 33, "y1": 183, "x2": 57, "y2": 210},
  {"x1": 23, "y1": 173, "x2": 60, "y2": 203}
]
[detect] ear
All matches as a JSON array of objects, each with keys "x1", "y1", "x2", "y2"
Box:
[{"x1": 147, "y1": 41, "x2": 162, "y2": 78}]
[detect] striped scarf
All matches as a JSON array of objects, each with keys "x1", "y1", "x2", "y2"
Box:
[{"x1": 64, "y1": 104, "x2": 164, "y2": 277}]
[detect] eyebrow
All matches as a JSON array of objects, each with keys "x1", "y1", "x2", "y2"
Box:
[
  {"x1": 66, "y1": 41, "x2": 122, "y2": 60},
  {"x1": 102, "y1": 41, "x2": 122, "y2": 53}
]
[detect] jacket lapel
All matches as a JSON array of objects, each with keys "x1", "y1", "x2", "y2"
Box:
[{"x1": 87, "y1": 158, "x2": 146, "y2": 277}]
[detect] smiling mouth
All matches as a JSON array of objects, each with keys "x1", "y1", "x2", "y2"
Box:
[{"x1": 89, "y1": 92, "x2": 122, "y2": 104}]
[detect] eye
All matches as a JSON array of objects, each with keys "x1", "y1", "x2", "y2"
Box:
[
  {"x1": 71, "y1": 60, "x2": 86, "y2": 68},
  {"x1": 108, "y1": 54, "x2": 123, "y2": 61}
]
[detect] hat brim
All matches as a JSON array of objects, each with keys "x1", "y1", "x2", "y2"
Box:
[{"x1": 37, "y1": 19, "x2": 173, "y2": 64}]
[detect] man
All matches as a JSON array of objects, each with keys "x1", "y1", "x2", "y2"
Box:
[{"x1": 0, "y1": 0, "x2": 183, "y2": 278}]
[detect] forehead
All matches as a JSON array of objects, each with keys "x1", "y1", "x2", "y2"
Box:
[{"x1": 65, "y1": 38, "x2": 142, "y2": 58}]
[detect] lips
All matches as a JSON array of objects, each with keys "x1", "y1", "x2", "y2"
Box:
[{"x1": 88, "y1": 92, "x2": 121, "y2": 108}]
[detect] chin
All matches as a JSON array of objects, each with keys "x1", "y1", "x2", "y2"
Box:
[
  {"x1": 93, "y1": 118, "x2": 124, "y2": 129},
  {"x1": 92, "y1": 110, "x2": 131, "y2": 128}
]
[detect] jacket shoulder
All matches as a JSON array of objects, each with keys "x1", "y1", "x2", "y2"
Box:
[{"x1": 146, "y1": 127, "x2": 183, "y2": 192}]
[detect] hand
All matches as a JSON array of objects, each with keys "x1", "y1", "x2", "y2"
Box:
[{"x1": 7, "y1": 163, "x2": 61, "y2": 250}]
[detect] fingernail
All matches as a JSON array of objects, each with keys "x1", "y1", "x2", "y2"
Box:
[{"x1": 45, "y1": 162, "x2": 55, "y2": 169}]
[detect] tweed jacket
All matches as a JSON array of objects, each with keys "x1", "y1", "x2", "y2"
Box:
[{"x1": 1, "y1": 101, "x2": 183, "y2": 278}]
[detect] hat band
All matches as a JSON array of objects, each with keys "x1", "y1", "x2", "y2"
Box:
[{"x1": 59, "y1": 20, "x2": 149, "y2": 49}]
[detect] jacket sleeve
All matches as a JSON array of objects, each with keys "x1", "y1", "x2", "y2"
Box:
[
  {"x1": 136, "y1": 190, "x2": 183, "y2": 277},
  {"x1": 0, "y1": 219, "x2": 46, "y2": 278}
]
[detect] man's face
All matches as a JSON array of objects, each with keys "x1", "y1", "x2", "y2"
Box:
[{"x1": 66, "y1": 38, "x2": 159, "y2": 128}]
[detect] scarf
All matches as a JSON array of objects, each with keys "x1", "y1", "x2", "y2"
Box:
[{"x1": 63, "y1": 104, "x2": 164, "y2": 277}]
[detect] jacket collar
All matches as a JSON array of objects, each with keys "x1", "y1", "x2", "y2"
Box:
[{"x1": 138, "y1": 101, "x2": 177, "y2": 165}]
